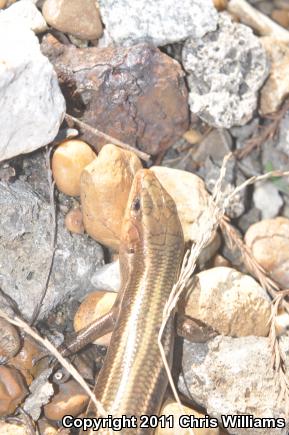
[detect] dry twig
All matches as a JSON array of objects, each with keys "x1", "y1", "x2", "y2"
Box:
[{"x1": 65, "y1": 114, "x2": 150, "y2": 162}]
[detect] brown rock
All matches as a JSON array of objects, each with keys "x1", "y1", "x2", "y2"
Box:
[
  {"x1": 9, "y1": 336, "x2": 43, "y2": 385},
  {"x1": 179, "y1": 267, "x2": 271, "y2": 337},
  {"x1": 41, "y1": 37, "x2": 189, "y2": 155},
  {"x1": 260, "y1": 37, "x2": 289, "y2": 115},
  {"x1": 0, "y1": 319, "x2": 20, "y2": 362},
  {"x1": 271, "y1": 9, "x2": 289, "y2": 28},
  {"x1": 0, "y1": 366, "x2": 28, "y2": 416},
  {"x1": 182, "y1": 129, "x2": 203, "y2": 145},
  {"x1": 245, "y1": 217, "x2": 289, "y2": 288},
  {"x1": 156, "y1": 398, "x2": 220, "y2": 435},
  {"x1": 80, "y1": 144, "x2": 142, "y2": 249},
  {"x1": 52, "y1": 139, "x2": 96, "y2": 196},
  {"x1": 0, "y1": 0, "x2": 7, "y2": 8},
  {"x1": 44, "y1": 379, "x2": 89, "y2": 420},
  {"x1": 42, "y1": 0, "x2": 103, "y2": 40},
  {"x1": 213, "y1": 0, "x2": 227, "y2": 11},
  {"x1": 212, "y1": 254, "x2": 230, "y2": 268},
  {"x1": 65, "y1": 207, "x2": 84, "y2": 234},
  {"x1": 74, "y1": 291, "x2": 117, "y2": 346}
]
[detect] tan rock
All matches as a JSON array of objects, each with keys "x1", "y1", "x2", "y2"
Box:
[
  {"x1": 245, "y1": 217, "x2": 289, "y2": 288},
  {"x1": 0, "y1": 366, "x2": 28, "y2": 416},
  {"x1": 178, "y1": 267, "x2": 271, "y2": 337},
  {"x1": 52, "y1": 139, "x2": 96, "y2": 196},
  {"x1": 0, "y1": 0, "x2": 7, "y2": 8},
  {"x1": 0, "y1": 319, "x2": 20, "y2": 361},
  {"x1": 0, "y1": 422, "x2": 29, "y2": 435},
  {"x1": 42, "y1": 0, "x2": 103, "y2": 40},
  {"x1": 80, "y1": 144, "x2": 142, "y2": 249},
  {"x1": 38, "y1": 419, "x2": 58, "y2": 435},
  {"x1": 44, "y1": 379, "x2": 89, "y2": 420},
  {"x1": 156, "y1": 398, "x2": 220, "y2": 435},
  {"x1": 74, "y1": 291, "x2": 117, "y2": 346},
  {"x1": 271, "y1": 9, "x2": 289, "y2": 28},
  {"x1": 9, "y1": 336, "x2": 43, "y2": 385},
  {"x1": 151, "y1": 166, "x2": 220, "y2": 261},
  {"x1": 65, "y1": 207, "x2": 84, "y2": 234},
  {"x1": 213, "y1": 0, "x2": 228, "y2": 12},
  {"x1": 260, "y1": 37, "x2": 289, "y2": 115},
  {"x1": 212, "y1": 254, "x2": 230, "y2": 268},
  {"x1": 182, "y1": 129, "x2": 203, "y2": 145}
]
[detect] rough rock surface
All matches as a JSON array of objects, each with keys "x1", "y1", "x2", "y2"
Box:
[
  {"x1": 179, "y1": 267, "x2": 271, "y2": 337},
  {"x1": 0, "y1": 0, "x2": 47, "y2": 33},
  {"x1": 41, "y1": 36, "x2": 189, "y2": 155},
  {"x1": 245, "y1": 217, "x2": 289, "y2": 289},
  {"x1": 0, "y1": 23, "x2": 65, "y2": 162},
  {"x1": 42, "y1": 0, "x2": 103, "y2": 40},
  {"x1": 0, "y1": 179, "x2": 104, "y2": 320},
  {"x1": 178, "y1": 336, "x2": 289, "y2": 435},
  {"x1": 91, "y1": 260, "x2": 120, "y2": 293},
  {"x1": 253, "y1": 181, "x2": 283, "y2": 219},
  {"x1": 182, "y1": 12, "x2": 269, "y2": 128},
  {"x1": 260, "y1": 37, "x2": 289, "y2": 115},
  {"x1": 98, "y1": 0, "x2": 218, "y2": 47}
]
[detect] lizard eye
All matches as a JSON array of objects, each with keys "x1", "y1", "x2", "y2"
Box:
[{"x1": 132, "y1": 197, "x2": 141, "y2": 212}]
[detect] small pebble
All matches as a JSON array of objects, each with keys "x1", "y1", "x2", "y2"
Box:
[
  {"x1": 0, "y1": 366, "x2": 28, "y2": 416},
  {"x1": 44, "y1": 379, "x2": 89, "y2": 420},
  {"x1": 253, "y1": 181, "x2": 283, "y2": 219},
  {"x1": 0, "y1": 319, "x2": 20, "y2": 362},
  {"x1": 52, "y1": 139, "x2": 96, "y2": 196},
  {"x1": 65, "y1": 207, "x2": 84, "y2": 234}
]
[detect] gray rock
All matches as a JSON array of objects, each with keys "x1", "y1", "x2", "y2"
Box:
[
  {"x1": 238, "y1": 207, "x2": 261, "y2": 233},
  {"x1": 98, "y1": 0, "x2": 218, "y2": 47},
  {"x1": 0, "y1": 22, "x2": 65, "y2": 162},
  {"x1": 253, "y1": 181, "x2": 283, "y2": 219},
  {"x1": 178, "y1": 336, "x2": 289, "y2": 435},
  {"x1": 261, "y1": 113, "x2": 289, "y2": 175},
  {"x1": 182, "y1": 13, "x2": 269, "y2": 128},
  {"x1": 0, "y1": 180, "x2": 104, "y2": 320},
  {"x1": 91, "y1": 260, "x2": 120, "y2": 293},
  {"x1": 193, "y1": 129, "x2": 232, "y2": 164},
  {"x1": 0, "y1": 0, "x2": 47, "y2": 33}
]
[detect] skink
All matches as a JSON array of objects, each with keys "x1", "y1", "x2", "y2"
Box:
[{"x1": 70, "y1": 169, "x2": 184, "y2": 434}]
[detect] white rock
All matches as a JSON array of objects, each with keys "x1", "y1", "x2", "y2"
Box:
[
  {"x1": 0, "y1": 0, "x2": 48, "y2": 33},
  {"x1": 179, "y1": 336, "x2": 289, "y2": 435},
  {"x1": 0, "y1": 23, "x2": 65, "y2": 162},
  {"x1": 253, "y1": 181, "x2": 283, "y2": 219},
  {"x1": 182, "y1": 12, "x2": 269, "y2": 128},
  {"x1": 98, "y1": 0, "x2": 218, "y2": 47},
  {"x1": 91, "y1": 260, "x2": 120, "y2": 293},
  {"x1": 179, "y1": 267, "x2": 271, "y2": 337}
]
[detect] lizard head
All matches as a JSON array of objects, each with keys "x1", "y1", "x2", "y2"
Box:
[{"x1": 121, "y1": 169, "x2": 184, "y2": 255}]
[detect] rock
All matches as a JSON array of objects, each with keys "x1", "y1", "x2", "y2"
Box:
[
  {"x1": 178, "y1": 267, "x2": 271, "y2": 337},
  {"x1": 42, "y1": 0, "x2": 103, "y2": 40},
  {"x1": 261, "y1": 113, "x2": 289, "y2": 173},
  {"x1": 80, "y1": 144, "x2": 142, "y2": 250},
  {"x1": 238, "y1": 207, "x2": 261, "y2": 233},
  {"x1": 182, "y1": 129, "x2": 203, "y2": 145},
  {"x1": 213, "y1": 0, "x2": 228, "y2": 10},
  {"x1": 37, "y1": 420, "x2": 58, "y2": 435},
  {"x1": 0, "y1": 319, "x2": 20, "y2": 363},
  {"x1": 0, "y1": 366, "x2": 28, "y2": 416},
  {"x1": 41, "y1": 37, "x2": 189, "y2": 155},
  {"x1": 151, "y1": 166, "x2": 220, "y2": 261},
  {"x1": 0, "y1": 23, "x2": 65, "y2": 162},
  {"x1": 182, "y1": 13, "x2": 269, "y2": 128},
  {"x1": 44, "y1": 379, "x2": 89, "y2": 420},
  {"x1": 0, "y1": 178, "x2": 104, "y2": 320},
  {"x1": 271, "y1": 9, "x2": 289, "y2": 28},
  {"x1": 98, "y1": 0, "x2": 218, "y2": 47},
  {"x1": 52, "y1": 139, "x2": 97, "y2": 196},
  {"x1": 64, "y1": 207, "x2": 84, "y2": 234},
  {"x1": 156, "y1": 397, "x2": 220, "y2": 435},
  {"x1": 260, "y1": 38, "x2": 289, "y2": 115},
  {"x1": 253, "y1": 181, "x2": 283, "y2": 219},
  {"x1": 0, "y1": 0, "x2": 47, "y2": 33},
  {"x1": 245, "y1": 217, "x2": 289, "y2": 288},
  {"x1": 178, "y1": 336, "x2": 289, "y2": 435},
  {"x1": 91, "y1": 260, "x2": 120, "y2": 293},
  {"x1": 9, "y1": 336, "x2": 43, "y2": 385},
  {"x1": 74, "y1": 291, "x2": 117, "y2": 346},
  {"x1": 0, "y1": 422, "x2": 29, "y2": 435}
]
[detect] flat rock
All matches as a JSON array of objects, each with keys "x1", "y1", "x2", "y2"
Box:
[
  {"x1": 182, "y1": 12, "x2": 269, "y2": 128},
  {"x1": 98, "y1": 0, "x2": 218, "y2": 47},
  {"x1": 0, "y1": 0, "x2": 47, "y2": 33},
  {"x1": 0, "y1": 23, "x2": 65, "y2": 162},
  {"x1": 245, "y1": 217, "x2": 289, "y2": 289},
  {"x1": 253, "y1": 181, "x2": 283, "y2": 219},
  {"x1": 41, "y1": 36, "x2": 189, "y2": 155},
  {"x1": 260, "y1": 37, "x2": 289, "y2": 115},
  {"x1": 42, "y1": 0, "x2": 103, "y2": 40},
  {"x1": 179, "y1": 267, "x2": 271, "y2": 337},
  {"x1": 178, "y1": 336, "x2": 289, "y2": 435},
  {"x1": 0, "y1": 179, "x2": 104, "y2": 320}
]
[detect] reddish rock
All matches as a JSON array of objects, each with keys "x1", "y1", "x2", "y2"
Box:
[{"x1": 41, "y1": 35, "x2": 189, "y2": 155}]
